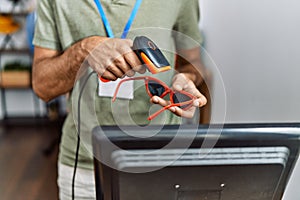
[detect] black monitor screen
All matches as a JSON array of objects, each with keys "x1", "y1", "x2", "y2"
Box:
[{"x1": 92, "y1": 123, "x2": 300, "y2": 200}]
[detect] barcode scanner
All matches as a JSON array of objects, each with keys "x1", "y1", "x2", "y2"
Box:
[{"x1": 99, "y1": 36, "x2": 171, "y2": 82}]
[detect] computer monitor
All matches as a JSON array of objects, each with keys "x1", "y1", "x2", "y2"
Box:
[{"x1": 92, "y1": 123, "x2": 300, "y2": 200}]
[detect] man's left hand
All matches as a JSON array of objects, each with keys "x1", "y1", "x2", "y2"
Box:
[{"x1": 150, "y1": 73, "x2": 207, "y2": 118}]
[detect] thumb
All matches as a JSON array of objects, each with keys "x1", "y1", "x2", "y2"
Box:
[{"x1": 172, "y1": 74, "x2": 188, "y2": 91}]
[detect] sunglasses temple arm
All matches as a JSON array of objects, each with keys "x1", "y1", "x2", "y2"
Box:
[
  {"x1": 112, "y1": 81, "x2": 124, "y2": 102},
  {"x1": 112, "y1": 76, "x2": 147, "y2": 102},
  {"x1": 148, "y1": 100, "x2": 194, "y2": 120},
  {"x1": 148, "y1": 104, "x2": 179, "y2": 120}
]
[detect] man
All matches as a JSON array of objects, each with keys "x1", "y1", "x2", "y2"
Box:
[{"x1": 32, "y1": 0, "x2": 207, "y2": 199}]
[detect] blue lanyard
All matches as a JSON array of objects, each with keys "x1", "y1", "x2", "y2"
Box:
[{"x1": 94, "y1": 0, "x2": 143, "y2": 39}]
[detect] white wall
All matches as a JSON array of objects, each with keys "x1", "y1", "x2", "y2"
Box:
[
  {"x1": 199, "y1": 0, "x2": 300, "y2": 123},
  {"x1": 199, "y1": 1, "x2": 300, "y2": 199}
]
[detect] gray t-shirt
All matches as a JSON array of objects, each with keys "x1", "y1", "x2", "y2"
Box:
[{"x1": 34, "y1": 0, "x2": 203, "y2": 170}]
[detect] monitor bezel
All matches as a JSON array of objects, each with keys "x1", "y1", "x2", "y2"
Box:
[{"x1": 92, "y1": 123, "x2": 300, "y2": 200}]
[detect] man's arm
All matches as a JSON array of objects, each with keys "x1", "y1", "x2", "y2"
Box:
[
  {"x1": 32, "y1": 40, "x2": 88, "y2": 102},
  {"x1": 175, "y1": 47, "x2": 207, "y2": 87},
  {"x1": 32, "y1": 36, "x2": 143, "y2": 102}
]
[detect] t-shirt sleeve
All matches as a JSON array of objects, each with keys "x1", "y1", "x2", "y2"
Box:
[
  {"x1": 33, "y1": 0, "x2": 62, "y2": 51},
  {"x1": 173, "y1": 0, "x2": 203, "y2": 49}
]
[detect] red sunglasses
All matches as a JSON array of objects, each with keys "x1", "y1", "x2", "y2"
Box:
[{"x1": 112, "y1": 76, "x2": 196, "y2": 120}]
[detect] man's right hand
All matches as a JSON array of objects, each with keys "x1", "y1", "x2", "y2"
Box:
[
  {"x1": 33, "y1": 36, "x2": 146, "y2": 102},
  {"x1": 82, "y1": 36, "x2": 145, "y2": 81}
]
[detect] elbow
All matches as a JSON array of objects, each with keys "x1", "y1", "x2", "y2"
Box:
[
  {"x1": 32, "y1": 78, "x2": 53, "y2": 102},
  {"x1": 32, "y1": 84, "x2": 51, "y2": 102}
]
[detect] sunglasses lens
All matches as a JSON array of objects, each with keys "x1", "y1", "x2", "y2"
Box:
[
  {"x1": 148, "y1": 80, "x2": 165, "y2": 97},
  {"x1": 172, "y1": 92, "x2": 193, "y2": 109}
]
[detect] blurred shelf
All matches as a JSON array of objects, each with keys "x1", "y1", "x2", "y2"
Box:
[
  {"x1": 0, "y1": 48, "x2": 30, "y2": 54},
  {"x1": 0, "y1": 71, "x2": 31, "y2": 88},
  {"x1": 0, "y1": 12, "x2": 30, "y2": 16}
]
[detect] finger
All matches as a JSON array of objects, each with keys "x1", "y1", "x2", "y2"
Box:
[
  {"x1": 150, "y1": 96, "x2": 170, "y2": 107},
  {"x1": 93, "y1": 63, "x2": 118, "y2": 81},
  {"x1": 118, "y1": 39, "x2": 134, "y2": 55},
  {"x1": 168, "y1": 106, "x2": 196, "y2": 119},
  {"x1": 124, "y1": 69, "x2": 135, "y2": 77},
  {"x1": 193, "y1": 95, "x2": 207, "y2": 107},
  {"x1": 172, "y1": 73, "x2": 188, "y2": 91},
  {"x1": 106, "y1": 64, "x2": 125, "y2": 79},
  {"x1": 184, "y1": 83, "x2": 204, "y2": 99},
  {"x1": 172, "y1": 75, "x2": 204, "y2": 100},
  {"x1": 100, "y1": 70, "x2": 118, "y2": 81},
  {"x1": 113, "y1": 56, "x2": 132, "y2": 75},
  {"x1": 124, "y1": 51, "x2": 144, "y2": 73},
  {"x1": 133, "y1": 65, "x2": 147, "y2": 74}
]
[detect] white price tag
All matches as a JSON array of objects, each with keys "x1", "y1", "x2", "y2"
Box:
[{"x1": 98, "y1": 78, "x2": 134, "y2": 100}]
